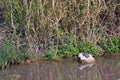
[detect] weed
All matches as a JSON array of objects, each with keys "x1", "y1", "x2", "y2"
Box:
[
  {"x1": 78, "y1": 41, "x2": 102, "y2": 56},
  {"x1": 102, "y1": 37, "x2": 120, "y2": 53},
  {"x1": 0, "y1": 39, "x2": 34, "y2": 68},
  {"x1": 44, "y1": 49, "x2": 55, "y2": 59}
]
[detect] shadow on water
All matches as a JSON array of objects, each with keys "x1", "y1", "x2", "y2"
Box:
[{"x1": 0, "y1": 56, "x2": 120, "y2": 80}]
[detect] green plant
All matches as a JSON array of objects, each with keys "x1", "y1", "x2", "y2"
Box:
[
  {"x1": 58, "y1": 43, "x2": 79, "y2": 58},
  {"x1": 0, "y1": 40, "x2": 18, "y2": 68},
  {"x1": 78, "y1": 41, "x2": 102, "y2": 56},
  {"x1": 102, "y1": 37, "x2": 120, "y2": 53},
  {"x1": 0, "y1": 39, "x2": 34, "y2": 69},
  {"x1": 44, "y1": 49, "x2": 55, "y2": 59}
]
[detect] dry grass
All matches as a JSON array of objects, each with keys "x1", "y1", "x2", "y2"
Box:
[{"x1": 1, "y1": 0, "x2": 120, "y2": 54}]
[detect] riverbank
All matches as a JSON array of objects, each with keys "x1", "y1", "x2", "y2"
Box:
[{"x1": 0, "y1": 0, "x2": 120, "y2": 69}]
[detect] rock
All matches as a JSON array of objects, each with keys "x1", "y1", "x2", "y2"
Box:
[{"x1": 78, "y1": 52, "x2": 95, "y2": 63}]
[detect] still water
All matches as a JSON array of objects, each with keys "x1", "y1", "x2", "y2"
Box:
[{"x1": 0, "y1": 56, "x2": 120, "y2": 80}]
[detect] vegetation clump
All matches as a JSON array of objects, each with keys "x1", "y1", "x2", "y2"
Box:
[
  {"x1": 0, "y1": 39, "x2": 34, "y2": 69},
  {"x1": 78, "y1": 41, "x2": 102, "y2": 56},
  {"x1": 101, "y1": 37, "x2": 120, "y2": 54}
]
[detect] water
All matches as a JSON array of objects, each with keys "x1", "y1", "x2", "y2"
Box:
[{"x1": 0, "y1": 56, "x2": 120, "y2": 80}]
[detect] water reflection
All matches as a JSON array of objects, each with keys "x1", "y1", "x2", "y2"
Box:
[
  {"x1": 78, "y1": 63, "x2": 94, "y2": 70},
  {"x1": 0, "y1": 56, "x2": 120, "y2": 80}
]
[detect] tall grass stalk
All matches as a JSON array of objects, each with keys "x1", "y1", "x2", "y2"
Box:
[{"x1": 2, "y1": 0, "x2": 120, "y2": 55}]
